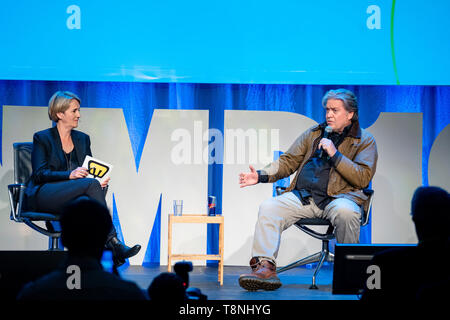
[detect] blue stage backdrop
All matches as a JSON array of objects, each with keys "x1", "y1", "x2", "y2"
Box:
[{"x1": 0, "y1": 80, "x2": 449, "y2": 265}]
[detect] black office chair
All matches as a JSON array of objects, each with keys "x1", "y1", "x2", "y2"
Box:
[
  {"x1": 7, "y1": 143, "x2": 62, "y2": 250},
  {"x1": 275, "y1": 186, "x2": 374, "y2": 289}
]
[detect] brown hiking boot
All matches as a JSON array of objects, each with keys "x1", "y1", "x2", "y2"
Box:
[{"x1": 238, "y1": 257, "x2": 282, "y2": 291}]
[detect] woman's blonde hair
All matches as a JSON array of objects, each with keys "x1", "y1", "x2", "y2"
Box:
[{"x1": 48, "y1": 91, "x2": 81, "y2": 122}]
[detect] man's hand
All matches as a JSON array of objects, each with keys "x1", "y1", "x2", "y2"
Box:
[
  {"x1": 239, "y1": 165, "x2": 259, "y2": 188},
  {"x1": 69, "y1": 167, "x2": 88, "y2": 179},
  {"x1": 318, "y1": 138, "x2": 337, "y2": 157}
]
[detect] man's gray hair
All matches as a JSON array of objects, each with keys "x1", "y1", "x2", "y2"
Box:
[{"x1": 322, "y1": 89, "x2": 359, "y2": 122}]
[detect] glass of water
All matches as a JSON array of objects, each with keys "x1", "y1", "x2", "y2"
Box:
[{"x1": 173, "y1": 200, "x2": 183, "y2": 216}]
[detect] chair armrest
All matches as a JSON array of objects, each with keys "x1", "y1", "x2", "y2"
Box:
[
  {"x1": 275, "y1": 186, "x2": 287, "y2": 196},
  {"x1": 8, "y1": 183, "x2": 26, "y2": 222}
]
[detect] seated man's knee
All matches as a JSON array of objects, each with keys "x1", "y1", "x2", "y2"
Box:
[
  {"x1": 257, "y1": 198, "x2": 287, "y2": 227},
  {"x1": 335, "y1": 205, "x2": 360, "y2": 225},
  {"x1": 258, "y1": 198, "x2": 278, "y2": 217}
]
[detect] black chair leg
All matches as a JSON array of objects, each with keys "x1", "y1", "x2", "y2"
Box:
[
  {"x1": 277, "y1": 239, "x2": 334, "y2": 289},
  {"x1": 277, "y1": 251, "x2": 322, "y2": 273},
  {"x1": 309, "y1": 239, "x2": 332, "y2": 289},
  {"x1": 310, "y1": 250, "x2": 327, "y2": 289},
  {"x1": 49, "y1": 236, "x2": 62, "y2": 250}
]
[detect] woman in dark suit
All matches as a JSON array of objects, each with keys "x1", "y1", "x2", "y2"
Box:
[{"x1": 25, "y1": 91, "x2": 140, "y2": 266}]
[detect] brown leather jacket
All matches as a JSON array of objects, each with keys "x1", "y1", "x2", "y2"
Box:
[{"x1": 260, "y1": 121, "x2": 378, "y2": 212}]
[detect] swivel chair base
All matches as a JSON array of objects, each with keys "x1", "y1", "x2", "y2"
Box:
[{"x1": 277, "y1": 240, "x2": 334, "y2": 289}]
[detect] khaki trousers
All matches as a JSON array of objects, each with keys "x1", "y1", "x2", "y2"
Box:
[{"x1": 251, "y1": 191, "x2": 361, "y2": 264}]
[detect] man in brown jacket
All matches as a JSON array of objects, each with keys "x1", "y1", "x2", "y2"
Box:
[{"x1": 238, "y1": 89, "x2": 378, "y2": 291}]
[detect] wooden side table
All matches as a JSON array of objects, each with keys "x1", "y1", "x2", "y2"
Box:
[{"x1": 168, "y1": 214, "x2": 224, "y2": 285}]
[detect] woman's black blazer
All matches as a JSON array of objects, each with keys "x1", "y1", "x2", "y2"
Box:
[{"x1": 25, "y1": 126, "x2": 92, "y2": 209}]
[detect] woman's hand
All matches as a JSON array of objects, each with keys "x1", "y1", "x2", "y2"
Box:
[
  {"x1": 101, "y1": 177, "x2": 110, "y2": 188},
  {"x1": 69, "y1": 167, "x2": 89, "y2": 179}
]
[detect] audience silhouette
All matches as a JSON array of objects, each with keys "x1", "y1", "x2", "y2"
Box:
[
  {"x1": 361, "y1": 186, "x2": 450, "y2": 302},
  {"x1": 17, "y1": 196, "x2": 146, "y2": 300},
  {"x1": 147, "y1": 272, "x2": 187, "y2": 302}
]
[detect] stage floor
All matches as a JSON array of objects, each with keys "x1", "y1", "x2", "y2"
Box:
[{"x1": 119, "y1": 264, "x2": 358, "y2": 300}]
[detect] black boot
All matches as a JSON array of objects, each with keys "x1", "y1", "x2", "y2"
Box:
[{"x1": 106, "y1": 237, "x2": 141, "y2": 267}]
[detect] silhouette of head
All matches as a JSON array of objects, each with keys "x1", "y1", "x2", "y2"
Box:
[
  {"x1": 60, "y1": 196, "x2": 112, "y2": 259},
  {"x1": 147, "y1": 272, "x2": 186, "y2": 302},
  {"x1": 411, "y1": 186, "x2": 450, "y2": 243}
]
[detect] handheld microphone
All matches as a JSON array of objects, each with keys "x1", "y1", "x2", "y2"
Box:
[{"x1": 319, "y1": 126, "x2": 332, "y2": 158}]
